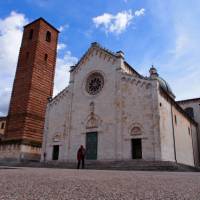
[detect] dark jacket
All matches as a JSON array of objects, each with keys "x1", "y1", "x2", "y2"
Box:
[{"x1": 77, "y1": 146, "x2": 85, "y2": 161}]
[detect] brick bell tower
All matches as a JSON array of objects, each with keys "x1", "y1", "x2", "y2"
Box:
[{"x1": 1, "y1": 18, "x2": 59, "y2": 161}]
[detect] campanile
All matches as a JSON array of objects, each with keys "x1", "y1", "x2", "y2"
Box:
[{"x1": 1, "y1": 18, "x2": 59, "y2": 161}]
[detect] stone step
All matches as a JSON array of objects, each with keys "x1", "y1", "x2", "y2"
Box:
[{"x1": 0, "y1": 160, "x2": 199, "y2": 172}]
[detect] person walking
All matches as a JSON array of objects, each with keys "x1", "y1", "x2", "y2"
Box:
[{"x1": 77, "y1": 145, "x2": 86, "y2": 169}]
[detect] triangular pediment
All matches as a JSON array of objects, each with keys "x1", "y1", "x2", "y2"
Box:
[
  {"x1": 70, "y1": 42, "x2": 119, "y2": 73},
  {"x1": 70, "y1": 42, "x2": 144, "y2": 79}
]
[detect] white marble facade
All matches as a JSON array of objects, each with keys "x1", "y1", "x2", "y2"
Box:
[{"x1": 41, "y1": 43, "x2": 199, "y2": 166}]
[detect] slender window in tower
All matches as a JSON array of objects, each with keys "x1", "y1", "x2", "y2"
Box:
[
  {"x1": 29, "y1": 29, "x2": 33, "y2": 40},
  {"x1": 46, "y1": 31, "x2": 51, "y2": 42},
  {"x1": 44, "y1": 53, "x2": 48, "y2": 62}
]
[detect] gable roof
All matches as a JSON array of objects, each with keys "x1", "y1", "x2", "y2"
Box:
[
  {"x1": 24, "y1": 17, "x2": 60, "y2": 33},
  {"x1": 123, "y1": 61, "x2": 145, "y2": 79},
  {"x1": 70, "y1": 42, "x2": 144, "y2": 79},
  {"x1": 70, "y1": 42, "x2": 117, "y2": 72},
  {"x1": 0, "y1": 116, "x2": 6, "y2": 121},
  {"x1": 177, "y1": 97, "x2": 200, "y2": 104}
]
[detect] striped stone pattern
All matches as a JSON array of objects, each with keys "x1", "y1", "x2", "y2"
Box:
[{"x1": 4, "y1": 19, "x2": 59, "y2": 144}]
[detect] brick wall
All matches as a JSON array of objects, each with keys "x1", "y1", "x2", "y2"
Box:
[{"x1": 4, "y1": 18, "x2": 59, "y2": 144}]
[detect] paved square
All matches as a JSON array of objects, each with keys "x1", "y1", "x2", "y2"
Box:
[{"x1": 0, "y1": 167, "x2": 200, "y2": 200}]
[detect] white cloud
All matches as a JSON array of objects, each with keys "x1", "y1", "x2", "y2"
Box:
[
  {"x1": 58, "y1": 26, "x2": 64, "y2": 32},
  {"x1": 93, "y1": 9, "x2": 145, "y2": 34},
  {"x1": 174, "y1": 34, "x2": 190, "y2": 58},
  {"x1": 93, "y1": 10, "x2": 133, "y2": 34},
  {"x1": 55, "y1": 42, "x2": 78, "y2": 95},
  {"x1": 0, "y1": 11, "x2": 28, "y2": 73},
  {"x1": 135, "y1": 8, "x2": 145, "y2": 17},
  {"x1": 58, "y1": 24, "x2": 69, "y2": 32},
  {"x1": 54, "y1": 51, "x2": 78, "y2": 95},
  {"x1": 57, "y1": 43, "x2": 67, "y2": 51},
  {"x1": 0, "y1": 11, "x2": 77, "y2": 115},
  {"x1": 142, "y1": 0, "x2": 200, "y2": 100},
  {"x1": 0, "y1": 11, "x2": 28, "y2": 116}
]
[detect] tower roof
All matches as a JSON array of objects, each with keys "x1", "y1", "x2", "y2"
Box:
[
  {"x1": 24, "y1": 17, "x2": 60, "y2": 33},
  {"x1": 149, "y1": 65, "x2": 175, "y2": 99},
  {"x1": 155, "y1": 76, "x2": 175, "y2": 98}
]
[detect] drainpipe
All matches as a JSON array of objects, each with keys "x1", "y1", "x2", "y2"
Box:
[{"x1": 170, "y1": 102, "x2": 177, "y2": 162}]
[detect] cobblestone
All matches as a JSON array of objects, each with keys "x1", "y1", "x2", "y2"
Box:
[{"x1": 0, "y1": 167, "x2": 200, "y2": 200}]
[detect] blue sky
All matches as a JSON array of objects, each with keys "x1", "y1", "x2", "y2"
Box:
[{"x1": 0, "y1": 0, "x2": 200, "y2": 115}]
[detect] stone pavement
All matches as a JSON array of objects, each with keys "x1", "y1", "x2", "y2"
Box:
[{"x1": 0, "y1": 167, "x2": 200, "y2": 200}]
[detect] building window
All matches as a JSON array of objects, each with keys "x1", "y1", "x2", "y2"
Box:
[
  {"x1": 29, "y1": 29, "x2": 33, "y2": 40},
  {"x1": 174, "y1": 115, "x2": 177, "y2": 125},
  {"x1": 86, "y1": 72, "x2": 104, "y2": 95},
  {"x1": 184, "y1": 107, "x2": 194, "y2": 119},
  {"x1": 160, "y1": 103, "x2": 162, "y2": 107},
  {"x1": 46, "y1": 31, "x2": 51, "y2": 42},
  {"x1": 188, "y1": 127, "x2": 191, "y2": 135},
  {"x1": 1, "y1": 123, "x2": 5, "y2": 129},
  {"x1": 44, "y1": 54, "x2": 48, "y2": 62}
]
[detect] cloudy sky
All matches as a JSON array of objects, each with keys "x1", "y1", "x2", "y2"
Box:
[{"x1": 0, "y1": 0, "x2": 200, "y2": 116}]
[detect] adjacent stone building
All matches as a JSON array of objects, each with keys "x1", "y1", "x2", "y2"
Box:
[
  {"x1": 0, "y1": 18, "x2": 59, "y2": 161},
  {"x1": 177, "y1": 97, "x2": 200, "y2": 163},
  {"x1": 177, "y1": 98, "x2": 200, "y2": 129},
  {"x1": 41, "y1": 42, "x2": 199, "y2": 167},
  {"x1": 0, "y1": 117, "x2": 6, "y2": 141}
]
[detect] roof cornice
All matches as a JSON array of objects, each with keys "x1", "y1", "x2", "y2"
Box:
[{"x1": 177, "y1": 97, "x2": 200, "y2": 104}]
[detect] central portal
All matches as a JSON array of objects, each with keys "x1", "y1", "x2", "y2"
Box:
[
  {"x1": 86, "y1": 132, "x2": 98, "y2": 160},
  {"x1": 131, "y1": 139, "x2": 142, "y2": 159}
]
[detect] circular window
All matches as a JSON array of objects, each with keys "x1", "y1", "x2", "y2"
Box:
[{"x1": 86, "y1": 72, "x2": 104, "y2": 95}]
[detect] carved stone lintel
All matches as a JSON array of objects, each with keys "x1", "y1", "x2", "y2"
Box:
[{"x1": 86, "y1": 114, "x2": 98, "y2": 129}]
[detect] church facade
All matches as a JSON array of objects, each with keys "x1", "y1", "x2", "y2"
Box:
[{"x1": 41, "y1": 42, "x2": 199, "y2": 167}]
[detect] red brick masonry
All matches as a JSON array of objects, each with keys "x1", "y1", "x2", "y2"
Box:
[{"x1": 4, "y1": 18, "x2": 59, "y2": 145}]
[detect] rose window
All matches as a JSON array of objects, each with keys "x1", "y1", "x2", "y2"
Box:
[{"x1": 86, "y1": 73, "x2": 104, "y2": 95}]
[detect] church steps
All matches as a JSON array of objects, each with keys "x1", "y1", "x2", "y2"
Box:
[{"x1": 0, "y1": 160, "x2": 199, "y2": 172}]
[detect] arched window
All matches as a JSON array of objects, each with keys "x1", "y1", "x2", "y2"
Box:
[
  {"x1": 29, "y1": 29, "x2": 33, "y2": 40},
  {"x1": 46, "y1": 31, "x2": 51, "y2": 42},
  {"x1": 130, "y1": 126, "x2": 142, "y2": 136},
  {"x1": 184, "y1": 107, "x2": 194, "y2": 119}
]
